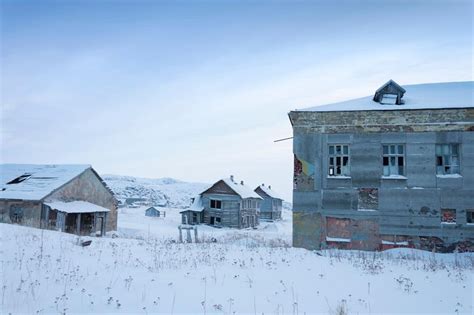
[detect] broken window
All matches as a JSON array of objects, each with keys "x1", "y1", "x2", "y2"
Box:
[
  {"x1": 9, "y1": 205, "x2": 23, "y2": 223},
  {"x1": 467, "y1": 210, "x2": 474, "y2": 224},
  {"x1": 382, "y1": 144, "x2": 405, "y2": 176},
  {"x1": 215, "y1": 217, "x2": 221, "y2": 223},
  {"x1": 328, "y1": 145, "x2": 350, "y2": 176},
  {"x1": 436, "y1": 144, "x2": 460, "y2": 175},
  {"x1": 380, "y1": 94, "x2": 398, "y2": 105},
  {"x1": 7, "y1": 173, "x2": 32, "y2": 185},
  {"x1": 441, "y1": 209, "x2": 456, "y2": 224},
  {"x1": 192, "y1": 212, "x2": 198, "y2": 223},
  {"x1": 210, "y1": 199, "x2": 222, "y2": 209}
]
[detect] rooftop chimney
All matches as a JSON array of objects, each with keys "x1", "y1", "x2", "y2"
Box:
[
  {"x1": 240, "y1": 180, "x2": 244, "y2": 185},
  {"x1": 230, "y1": 175, "x2": 234, "y2": 182}
]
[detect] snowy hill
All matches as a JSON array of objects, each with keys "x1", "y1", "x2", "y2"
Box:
[
  {"x1": 102, "y1": 175, "x2": 210, "y2": 208},
  {"x1": 103, "y1": 174, "x2": 293, "y2": 210}
]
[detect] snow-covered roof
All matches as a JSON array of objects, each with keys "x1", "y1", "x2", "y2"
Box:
[
  {"x1": 221, "y1": 177, "x2": 262, "y2": 199},
  {"x1": 45, "y1": 201, "x2": 110, "y2": 213},
  {"x1": 184, "y1": 195, "x2": 204, "y2": 212},
  {"x1": 0, "y1": 164, "x2": 91, "y2": 200},
  {"x1": 255, "y1": 184, "x2": 283, "y2": 200},
  {"x1": 299, "y1": 81, "x2": 473, "y2": 112}
]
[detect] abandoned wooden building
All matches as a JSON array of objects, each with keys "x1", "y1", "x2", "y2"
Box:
[
  {"x1": 254, "y1": 184, "x2": 283, "y2": 220},
  {"x1": 181, "y1": 175, "x2": 263, "y2": 228},
  {"x1": 0, "y1": 164, "x2": 118, "y2": 236},
  {"x1": 289, "y1": 80, "x2": 474, "y2": 252}
]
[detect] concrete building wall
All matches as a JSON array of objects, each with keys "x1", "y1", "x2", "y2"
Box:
[{"x1": 290, "y1": 108, "x2": 474, "y2": 252}]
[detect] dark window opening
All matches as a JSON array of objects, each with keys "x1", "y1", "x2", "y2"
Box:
[
  {"x1": 467, "y1": 210, "x2": 474, "y2": 224},
  {"x1": 210, "y1": 199, "x2": 222, "y2": 209}
]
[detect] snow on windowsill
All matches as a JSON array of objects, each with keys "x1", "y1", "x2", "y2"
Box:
[
  {"x1": 326, "y1": 236, "x2": 351, "y2": 243},
  {"x1": 382, "y1": 240, "x2": 409, "y2": 246},
  {"x1": 465, "y1": 223, "x2": 474, "y2": 226},
  {"x1": 381, "y1": 175, "x2": 407, "y2": 180},
  {"x1": 327, "y1": 176, "x2": 351, "y2": 179},
  {"x1": 436, "y1": 174, "x2": 462, "y2": 178},
  {"x1": 358, "y1": 208, "x2": 378, "y2": 212},
  {"x1": 441, "y1": 222, "x2": 457, "y2": 225}
]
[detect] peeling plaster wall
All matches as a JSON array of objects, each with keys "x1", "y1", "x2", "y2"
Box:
[{"x1": 290, "y1": 108, "x2": 474, "y2": 251}]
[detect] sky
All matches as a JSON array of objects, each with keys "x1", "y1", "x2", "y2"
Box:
[{"x1": 1, "y1": 0, "x2": 472, "y2": 201}]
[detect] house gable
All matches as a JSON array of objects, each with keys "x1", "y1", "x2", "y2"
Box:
[
  {"x1": 202, "y1": 180, "x2": 239, "y2": 197},
  {"x1": 44, "y1": 168, "x2": 118, "y2": 231}
]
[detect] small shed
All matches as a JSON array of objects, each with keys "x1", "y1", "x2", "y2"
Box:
[{"x1": 145, "y1": 206, "x2": 161, "y2": 217}]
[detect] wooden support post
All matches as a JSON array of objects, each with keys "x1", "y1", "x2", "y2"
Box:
[
  {"x1": 76, "y1": 213, "x2": 81, "y2": 235},
  {"x1": 194, "y1": 226, "x2": 198, "y2": 243},
  {"x1": 186, "y1": 228, "x2": 192, "y2": 243},
  {"x1": 178, "y1": 226, "x2": 183, "y2": 243}
]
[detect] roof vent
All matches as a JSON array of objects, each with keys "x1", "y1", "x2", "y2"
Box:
[
  {"x1": 240, "y1": 180, "x2": 244, "y2": 185},
  {"x1": 269, "y1": 185, "x2": 272, "y2": 189},
  {"x1": 230, "y1": 175, "x2": 234, "y2": 182},
  {"x1": 262, "y1": 183, "x2": 265, "y2": 187},
  {"x1": 373, "y1": 80, "x2": 406, "y2": 105}
]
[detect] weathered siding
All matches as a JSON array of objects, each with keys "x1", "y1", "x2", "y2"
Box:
[
  {"x1": 255, "y1": 187, "x2": 282, "y2": 220},
  {"x1": 44, "y1": 168, "x2": 118, "y2": 231},
  {"x1": 291, "y1": 107, "x2": 474, "y2": 252},
  {"x1": 0, "y1": 200, "x2": 42, "y2": 228}
]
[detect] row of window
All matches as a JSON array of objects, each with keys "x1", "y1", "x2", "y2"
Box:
[
  {"x1": 441, "y1": 209, "x2": 474, "y2": 224},
  {"x1": 209, "y1": 199, "x2": 260, "y2": 210},
  {"x1": 328, "y1": 144, "x2": 460, "y2": 177}
]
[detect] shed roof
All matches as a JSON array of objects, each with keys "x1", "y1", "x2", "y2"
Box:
[
  {"x1": 45, "y1": 201, "x2": 110, "y2": 214},
  {"x1": 255, "y1": 185, "x2": 283, "y2": 200},
  {"x1": 298, "y1": 81, "x2": 473, "y2": 112},
  {"x1": 0, "y1": 164, "x2": 91, "y2": 200}
]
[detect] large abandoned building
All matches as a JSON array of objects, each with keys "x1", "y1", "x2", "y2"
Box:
[
  {"x1": 0, "y1": 164, "x2": 118, "y2": 236},
  {"x1": 289, "y1": 80, "x2": 474, "y2": 252},
  {"x1": 181, "y1": 176, "x2": 263, "y2": 228}
]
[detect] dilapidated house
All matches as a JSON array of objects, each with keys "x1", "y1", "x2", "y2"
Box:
[
  {"x1": 254, "y1": 184, "x2": 283, "y2": 220},
  {"x1": 181, "y1": 176, "x2": 263, "y2": 228},
  {"x1": 0, "y1": 164, "x2": 118, "y2": 236},
  {"x1": 289, "y1": 81, "x2": 474, "y2": 252}
]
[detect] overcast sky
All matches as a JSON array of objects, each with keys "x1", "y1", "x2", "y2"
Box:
[{"x1": 1, "y1": 0, "x2": 472, "y2": 200}]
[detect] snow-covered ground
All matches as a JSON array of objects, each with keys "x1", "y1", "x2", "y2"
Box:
[{"x1": 1, "y1": 208, "x2": 473, "y2": 314}]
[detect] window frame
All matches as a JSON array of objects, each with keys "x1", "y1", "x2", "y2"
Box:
[
  {"x1": 382, "y1": 144, "x2": 405, "y2": 177},
  {"x1": 210, "y1": 199, "x2": 222, "y2": 210},
  {"x1": 436, "y1": 144, "x2": 460, "y2": 175},
  {"x1": 466, "y1": 210, "x2": 474, "y2": 224},
  {"x1": 328, "y1": 144, "x2": 350, "y2": 177}
]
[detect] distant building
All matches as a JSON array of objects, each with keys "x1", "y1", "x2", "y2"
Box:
[
  {"x1": 254, "y1": 184, "x2": 283, "y2": 220},
  {"x1": 145, "y1": 206, "x2": 161, "y2": 217},
  {"x1": 289, "y1": 81, "x2": 474, "y2": 252},
  {"x1": 0, "y1": 164, "x2": 118, "y2": 236},
  {"x1": 181, "y1": 175, "x2": 263, "y2": 228}
]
